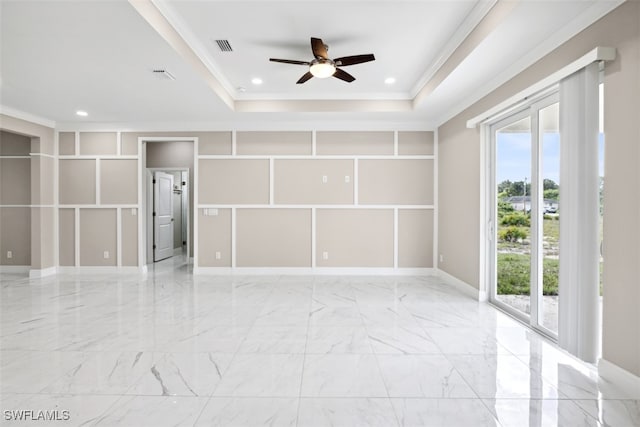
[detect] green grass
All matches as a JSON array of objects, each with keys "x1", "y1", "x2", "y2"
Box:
[
  {"x1": 543, "y1": 217, "x2": 559, "y2": 245},
  {"x1": 497, "y1": 253, "x2": 559, "y2": 295},
  {"x1": 497, "y1": 215, "x2": 605, "y2": 297}
]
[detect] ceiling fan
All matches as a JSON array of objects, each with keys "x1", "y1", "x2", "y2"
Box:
[{"x1": 269, "y1": 37, "x2": 375, "y2": 84}]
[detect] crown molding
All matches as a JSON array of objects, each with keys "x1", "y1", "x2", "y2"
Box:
[{"x1": 0, "y1": 105, "x2": 56, "y2": 129}]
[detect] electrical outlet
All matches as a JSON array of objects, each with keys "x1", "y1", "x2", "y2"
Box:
[
  {"x1": 6, "y1": 251, "x2": 12, "y2": 259},
  {"x1": 103, "y1": 251, "x2": 109, "y2": 259},
  {"x1": 322, "y1": 175, "x2": 328, "y2": 184},
  {"x1": 322, "y1": 251, "x2": 329, "y2": 260},
  {"x1": 215, "y1": 251, "x2": 221, "y2": 260},
  {"x1": 439, "y1": 254, "x2": 444, "y2": 263},
  {"x1": 345, "y1": 175, "x2": 350, "y2": 183},
  {"x1": 131, "y1": 208, "x2": 137, "y2": 216}
]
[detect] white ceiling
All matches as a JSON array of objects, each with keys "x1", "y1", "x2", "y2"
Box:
[{"x1": 0, "y1": 0, "x2": 623, "y2": 129}]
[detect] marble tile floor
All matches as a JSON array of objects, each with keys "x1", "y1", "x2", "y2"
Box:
[{"x1": 0, "y1": 260, "x2": 639, "y2": 426}]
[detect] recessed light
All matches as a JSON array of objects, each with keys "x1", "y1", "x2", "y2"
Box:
[
  {"x1": 76, "y1": 110, "x2": 88, "y2": 117},
  {"x1": 384, "y1": 77, "x2": 396, "y2": 85},
  {"x1": 251, "y1": 78, "x2": 263, "y2": 85}
]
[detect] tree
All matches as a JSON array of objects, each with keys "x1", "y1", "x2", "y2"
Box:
[
  {"x1": 497, "y1": 180, "x2": 527, "y2": 197},
  {"x1": 543, "y1": 189, "x2": 559, "y2": 201},
  {"x1": 498, "y1": 180, "x2": 513, "y2": 195},
  {"x1": 543, "y1": 179, "x2": 559, "y2": 190}
]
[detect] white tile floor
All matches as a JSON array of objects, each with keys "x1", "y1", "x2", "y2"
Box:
[{"x1": 1, "y1": 257, "x2": 639, "y2": 426}]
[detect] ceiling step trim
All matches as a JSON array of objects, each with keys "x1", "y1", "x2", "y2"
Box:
[{"x1": 129, "y1": 0, "x2": 235, "y2": 110}]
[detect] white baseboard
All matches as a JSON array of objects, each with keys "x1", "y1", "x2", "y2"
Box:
[
  {"x1": 437, "y1": 268, "x2": 487, "y2": 301},
  {"x1": 0, "y1": 265, "x2": 30, "y2": 274},
  {"x1": 29, "y1": 266, "x2": 57, "y2": 278},
  {"x1": 598, "y1": 358, "x2": 640, "y2": 394},
  {"x1": 57, "y1": 266, "x2": 146, "y2": 275},
  {"x1": 193, "y1": 267, "x2": 436, "y2": 276}
]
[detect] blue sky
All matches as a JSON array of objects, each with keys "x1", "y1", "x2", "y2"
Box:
[{"x1": 496, "y1": 132, "x2": 605, "y2": 185}]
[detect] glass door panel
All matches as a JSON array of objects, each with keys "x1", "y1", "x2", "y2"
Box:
[
  {"x1": 495, "y1": 116, "x2": 532, "y2": 317},
  {"x1": 539, "y1": 102, "x2": 560, "y2": 333}
]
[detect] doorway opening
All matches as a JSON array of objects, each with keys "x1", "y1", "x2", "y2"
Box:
[
  {"x1": 140, "y1": 139, "x2": 195, "y2": 271},
  {"x1": 147, "y1": 169, "x2": 189, "y2": 263}
]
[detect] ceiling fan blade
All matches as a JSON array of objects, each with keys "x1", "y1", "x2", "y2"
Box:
[
  {"x1": 296, "y1": 71, "x2": 314, "y2": 84},
  {"x1": 311, "y1": 37, "x2": 329, "y2": 59},
  {"x1": 333, "y1": 68, "x2": 355, "y2": 83},
  {"x1": 333, "y1": 54, "x2": 375, "y2": 67},
  {"x1": 270, "y1": 58, "x2": 310, "y2": 65}
]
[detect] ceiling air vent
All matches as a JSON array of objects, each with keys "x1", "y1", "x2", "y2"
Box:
[{"x1": 215, "y1": 39, "x2": 233, "y2": 52}]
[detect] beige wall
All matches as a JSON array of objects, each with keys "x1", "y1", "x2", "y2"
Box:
[
  {"x1": 359, "y1": 159, "x2": 434, "y2": 205},
  {"x1": 32, "y1": 207, "x2": 54, "y2": 269},
  {"x1": 0, "y1": 132, "x2": 31, "y2": 268},
  {"x1": 198, "y1": 208, "x2": 231, "y2": 267},
  {"x1": 197, "y1": 130, "x2": 435, "y2": 270},
  {"x1": 398, "y1": 131, "x2": 434, "y2": 155},
  {"x1": 316, "y1": 131, "x2": 394, "y2": 155},
  {"x1": 79, "y1": 209, "x2": 117, "y2": 266},
  {"x1": 199, "y1": 159, "x2": 269, "y2": 204},
  {"x1": 0, "y1": 207, "x2": 30, "y2": 265},
  {"x1": 79, "y1": 132, "x2": 117, "y2": 155},
  {"x1": 59, "y1": 159, "x2": 96, "y2": 205},
  {"x1": 437, "y1": 2, "x2": 640, "y2": 376},
  {"x1": 58, "y1": 132, "x2": 142, "y2": 268},
  {"x1": 237, "y1": 131, "x2": 312, "y2": 155},
  {"x1": 236, "y1": 209, "x2": 311, "y2": 267},
  {"x1": 0, "y1": 130, "x2": 31, "y2": 155},
  {"x1": 274, "y1": 159, "x2": 353, "y2": 204},
  {"x1": 0, "y1": 158, "x2": 30, "y2": 205},
  {"x1": 53, "y1": 129, "x2": 434, "y2": 271},
  {"x1": 121, "y1": 208, "x2": 138, "y2": 266},
  {"x1": 316, "y1": 209, "x2": 393, "y2": 267},
  {"x1": 58, "y1": 132, "x2": 75, "y2": 155},
  {"x1": 100, "y1": 159, "x2": 138, "y2": 205},
  {"x1": 59, "y1": 208, "x2": 75, "y2": 266},
  {"x1": 399, "y1": 209, "x2": 434, "y2": 268},
  {"x1": 0, "y1": 115, "x2": 55, "y2": 270},
  {"x1": 122, "y1": 132, "x2": 231, "y2": 156}
]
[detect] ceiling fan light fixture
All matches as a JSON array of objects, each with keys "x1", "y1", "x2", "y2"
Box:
[{"x1": 309, "y1": 60, "x2": 336, "y2": 79}]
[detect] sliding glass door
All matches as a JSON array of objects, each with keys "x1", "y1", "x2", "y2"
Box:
[{"x1": 490, "y1": 93, "x2": 560, "y2": 337}]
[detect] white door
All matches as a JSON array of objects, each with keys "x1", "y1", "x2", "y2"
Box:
[{"x1": 154, "y1": 171, "x2": 174, "y2": 261}]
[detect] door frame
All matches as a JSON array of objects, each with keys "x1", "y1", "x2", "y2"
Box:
[
  {"x1": 138, "y1": 137, "x2": 198, "y2": 270},
  {"x1": 483, "y1": 91, "x2": 559, "y2": 339}
]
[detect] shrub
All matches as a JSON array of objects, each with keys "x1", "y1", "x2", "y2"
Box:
[
  {"x1": 497, "y1": 200, "x2": 515, "y2": 218},
  {"x1": 501, "y1": 212, "x2": 530, "y2": 227},
  {"x1": 498, "y1": 226, "x2": 528, "y2": 243}
]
